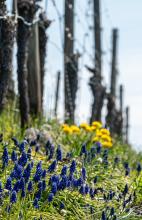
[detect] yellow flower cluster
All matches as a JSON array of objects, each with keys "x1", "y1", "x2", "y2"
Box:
[
  {"x1": 80, "y1": 121, "x2": 102, "y2": 132},
  {"x1": 62, "y1": 121, "x2": 113, "y2": 148},
  {"x1": 92, "y1": 128, "x2": 113, "y2": 148},
  {"x1": 62, "y1": 121, "x2": 102, "y2": 135},
  {"x1": 62, "y1": 124, "x2": 80, "y2": 134}
]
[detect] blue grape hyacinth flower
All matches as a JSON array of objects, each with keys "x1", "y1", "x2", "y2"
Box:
[
  {"x1": 23, "y1": 163, "x2": 32, "y2": 182},
  {"x1": 48, "y1": 145, "x2": 55, "y2": 160},
  {"x1": 60, "y1": 202, "x2": 65, "y2": 210},
  {"x1": 70, "y1": 160, "x2": 76, "y2": 174},
  {"x1": 48, "y1": 160, "x2": 57, "y2": 173},
  {"x1": 82, "y1": 167, "x2": 86, "y2": 181},
  {"x1": 80, "y1": 143, "x2": 87, "y2": 156},
  {"x1": 137, "y1": 163, "x2": 141, "y2": 173},
  {"x1": 5, "y1": 177, "x2": 12, "y2": 191},
  {"x1": 18, "y1": 151, "x2": 28, "y2": 167},
  {"x1": 51, "y1": 182, "x2": 57, "y2": 195},
  {"x1": 0, "y1": 182, "x2": 3, "y2": 193},
  {"x1": 61, "y1": 165, "x2": 67, "y2": 176},
  {"x1": 11, "y1": 150, "x2": 17, "y2": 162},
  {"x1": 48, "y1": 193, "x2": 54, "y2": 202},
  {"x1": 42, "y1": 180, "x2": 46, "y2": 191},
  {"x1": 33, "y1": 198, "x2": 39, "y2": 209},
  {"x1": 42, "y1": 169, "x2": 46, "y2": 178},
  {"x1": 10, "y1": 191, "x2": 17, "y2": 204},
  {"x1": 19, "y1": 177, "x2": 25, "y2": 191},
  {"x1": 2, "y1": 147, "x2": 9, "y2": 168},
  {"x1": 13, "y1": 180, "x2": 20, "y2": 193},
  {"x1": 56, "y1": 145, "x2": 62, "y2": 161},
  {"x1": 35, "y1": 188, "x2": 42, "y2": 200},
  {"x1": 27, "y1": 181, "x2": 33, "y2": 192}
]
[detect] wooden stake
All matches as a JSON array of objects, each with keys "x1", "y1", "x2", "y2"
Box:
[
  {"x1": 54, "y1": 71, "x2": 61, "y2": 118},
  {"x1": 64, "y1": 0, "x2": 76, "y2": 123},
  {"x1": 89, "y1": 0, "x2": 105, "y2": 123},
  {"x1": 38, "y1": 12, "x2": 51, "y2": 110},
  {"x1": 106, "y1": 29, "x2": 119, "y2": 134},
  {"x1": 111, "y1": 28, "x2": 118, "y2": 98},
  {"x1": 119, "y1": 84, "x2": 123, "y2": 113},
  {"x1": 94, "y1": 0, "x2": 102, "y2": 79},
  {"x1": 126, "y1": 106, "x2": 130, "y2": 144},
  {"x1": 17, "y1": 0, "x2": 35, "y2": 127},
  {"x1": 119, "y1": 84, "x2": 124, "y2": 138},
  {"x1": 0, "y1": 1, "x2": 15, "y2": 112},
  {"x1": 28, "y1": 22, "x2": 42, "y2": 115},
  {"x1": 12, "y1": 0, "x2": 17, "y2": 16}
]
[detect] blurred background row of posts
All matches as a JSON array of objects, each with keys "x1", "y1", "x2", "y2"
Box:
[{"x1": 0, "y1": 0, "x2": 130, "y2": 143}]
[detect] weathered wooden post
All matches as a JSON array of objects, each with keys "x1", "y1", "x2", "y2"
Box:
[
  {"x1": 12, "y1": 0, "x2": 17, "y2": 15},
  {"x1": 89, "y1": 0, "x2": 105, "y2": 123},
  {"x1": 28, "y1": 22, "x2": 42, "y2": 115},
  {"x1": 106, "y1": 29, "x2": 118, "y2": 133},
  {"x1": 0, "y1": 0, "x2": 15, "y2": 112},
  {"x1": 38, "y1": 12, "x2": 51, "y2": 109},
  {"x1": 17, "y1": 0, "x2": 35, "y2": 127},
  {"x1": 94, "y1": 0, "x2": 102, "y2": 79},
  {"x1": 54, "y1": 71, "x2": 61, "y2": 118},
  {"x1": 119, "y1": 84, "x2": 123, "y2": 114},
  {"x1": 125, "y1": 106, "x2": 130, "y2": 144},
  {"x1": 119, "y1": 84, "x2": 124, "y2": 137},
  {"x1": 110, "y1": 29, "x2": 118, "y2": 98},
  {"x1": 64, "y1": 0, "x2": 79, "y2": 123},
  {"x1": 28, "y1": 11, "x2": 51, "y2": 115}
]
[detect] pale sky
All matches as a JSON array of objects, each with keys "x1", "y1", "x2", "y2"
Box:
[
  {"x1": 7, "y1": 0, "x2": 142, "y2": 150},
  {"x1": 103, "y1": 0, "x2": 142, "y2": 150}
]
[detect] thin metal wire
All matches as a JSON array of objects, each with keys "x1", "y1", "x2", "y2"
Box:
[{"x1": 0, "y1": 14, "x2": 40, "y2": 26}]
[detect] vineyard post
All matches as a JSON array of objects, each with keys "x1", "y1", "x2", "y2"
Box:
[
  {"x1": 12, "y1": 0, "x2": 17, "y2": 15},
  {"x1": 120, "y1": 84, "x2": 123, "y2": 114},
  {"x1": 17, "y1": 0, "x2": 36, "y2": 127},
  {"x1": 64, "y1": 0, "x2": 76, "y2": 123},
  {"x1": 38, "y1": 12, "x2": 51, "y2": 110},
  {"x1": 0, "y1": 0, "x2": 15, "y2": 112},
  {"x1": 111, "y1": 28, "x2": 118, "y2": 99},
  {"x1": 126, "y1": 106, "x2": 130, "y2": 144},
  {"x1": 89, "y1": 0, "x2": 105, "y2": 123},
  {"x1": 110, "y1": 28, "x2": 119, "y2": 133},
  {"x1": 106, "y1": 28, "x2": 120, "y2": 136},
  {"x1": 28, "y1": 22, "x2": 42, "y2": 115},
  {"x1": 119, "y1": 84, "x2": 124, "y2": 137},
  {"x1": 54, "y1": 71, "x2": 61, "y2": 118},
  {"x1": 94, "y1": 0, "x2": 102, "y2": 79},
  {"x1": 0, "y1": 0, "x2": 6, "y2": 111}
]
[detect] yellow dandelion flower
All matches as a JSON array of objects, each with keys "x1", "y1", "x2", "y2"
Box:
[
  {"x1": 101, "y1": 134, "x2": 112, "y2": 142},
  {"x1": 100, "y1": 128, "x2": 110, "y2": 136},
  {"x1": 84, "y1": 125, "x2": 93, "y2": 132},
  {"x1": 91, "y1": 125, "x2": 98, "y2": 131},
  {"x1": 62, "y1": 124, "x2": 68, "y2": 128},
  {"x1": 70, "y1": 125, "x2": 79, "y2": 129},
  {"x1": 63, "y1": 126, "x2": 72, "y2": 134},
  {"x1": 70, "y1": 125, "x2": 80, "y2": 134},
  {"x1": 80, "y1": 123, "x2": 89, "y2": 129},
  {"x1": 102, "y1": 141, "x2": 113, "y2": 148},
  {"x1": 92, "y1": 121, "x2": 102, "y2": 129},
  {"x1": 92, "y1": 136, "x2": 99, "y2": 143},
  {"x1": 96, "y1": 130, "x2": 102, "y2": 137}
]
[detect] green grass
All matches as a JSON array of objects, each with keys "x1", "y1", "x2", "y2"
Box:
[{"x1": 0, "y1": 109, "x2": 142, "y2": 220}]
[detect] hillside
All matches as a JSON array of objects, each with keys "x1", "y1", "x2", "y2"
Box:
[{"x1": 0, "y1": 112, "x2": 142, "y2": 220}]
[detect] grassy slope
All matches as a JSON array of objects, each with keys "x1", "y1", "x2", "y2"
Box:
[{"x1": 0, "y1": 110, "x2": 142, "y2": 220}]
